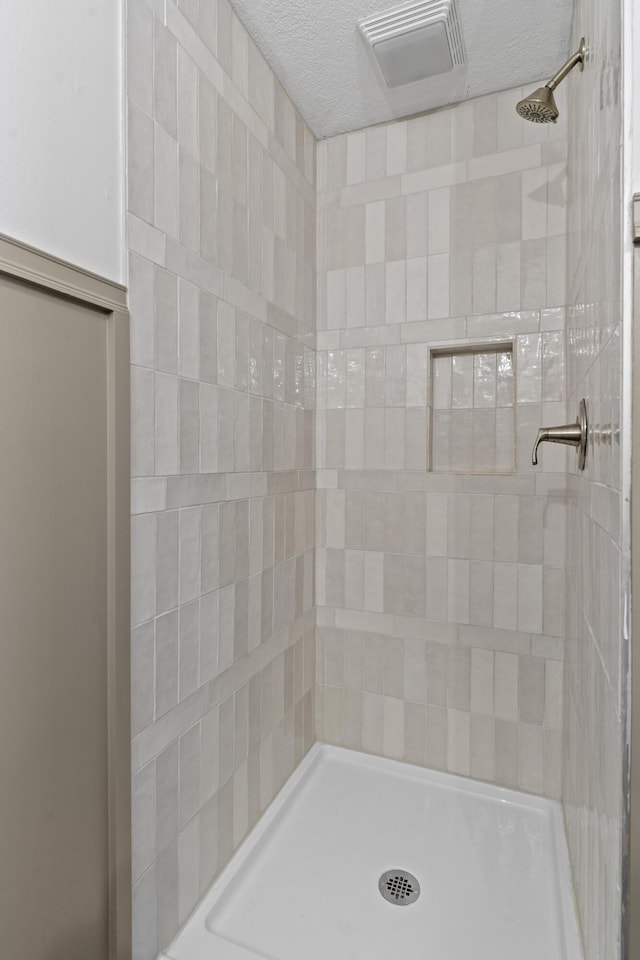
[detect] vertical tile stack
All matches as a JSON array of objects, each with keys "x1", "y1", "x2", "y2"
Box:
[
  {"x1": 316, "y1": 84, "x2": 569, "y2": 800},
  {"x1": 127, "y1": 1, "x2": 316, "y2": 956},
  {"x1": 564, "y1": 1, "x2": 626, "y2": 958}
]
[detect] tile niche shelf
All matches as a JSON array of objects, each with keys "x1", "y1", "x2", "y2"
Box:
[{"x1": 429, "y1": 342, "x2": 515, "y2": 474}]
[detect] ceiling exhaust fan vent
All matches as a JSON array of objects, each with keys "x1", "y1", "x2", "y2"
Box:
[{"x1": 359, "y1": 0, "x2": 466, "y2": 89}]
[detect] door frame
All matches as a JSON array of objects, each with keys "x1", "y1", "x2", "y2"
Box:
[
  {"x1": 0, "y1": 234, "x2": 131, "y2": 959},
  {"x1": 629, "y1": 204, "x2": 640, "y2": 958}
]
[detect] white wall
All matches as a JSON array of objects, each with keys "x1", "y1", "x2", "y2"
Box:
[
  {"x1": 0, "y1": 2, "x2": 124, "y2": 282},
  {"x1": 631, "y1": 0, "x2": 640, "y2": 191}
]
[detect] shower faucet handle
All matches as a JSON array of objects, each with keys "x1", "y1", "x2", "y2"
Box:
[{"x1": 531, "y1": 399, "x2": 588, "y2": 470}]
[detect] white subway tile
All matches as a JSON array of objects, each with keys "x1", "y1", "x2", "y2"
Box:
[
  {"x1": 468, "y1": 144, "x2": 541, "y2": 181},
  {"x1": 386, "y1": 121, "x2": 407, "y2": 176},
  {"x1": 494, "y1": 652, "x2": 519, "y2": 721},
  {"x1": 427, "y1": 254, "x2": 450, "y2": 319},
  {"x1": 517, "y1": 564, "x2": 543, "y2": 634},
  {"x1": 401, "y1": 161, "x2": 467, "y2": 195},
  {"x1": 428, "y1": 188, "x2": 451, "y2": 255},
  {"x1": 522, "y1": 167, "x2": 549, "y2": 241},
  {"x1": 447, "y1": 708, "x2": 470, "y2": 775},
  {"x1": 155, "y1": 373, "x2": 179, "y2": 476}
]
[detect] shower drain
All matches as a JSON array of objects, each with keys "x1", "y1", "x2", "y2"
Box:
[{"x1": 378, "y1": 869, "x2": 421, "y2": 905}]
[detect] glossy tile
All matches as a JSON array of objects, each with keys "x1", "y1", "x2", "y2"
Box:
[
  {"x1": 128, "y1": 2, "x2": 317, "y2": 955},
  {"x1": 316, "y1": 83, "x2": 568, "y2": 801}
]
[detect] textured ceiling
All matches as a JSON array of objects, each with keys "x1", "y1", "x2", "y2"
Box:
[{"x1": 228, "y1": 0, "x2": 574, "y2": 138}]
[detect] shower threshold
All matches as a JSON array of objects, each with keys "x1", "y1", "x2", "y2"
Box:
[{"x1": 160, "y1": 745, "x2": 583, "y2": 960}]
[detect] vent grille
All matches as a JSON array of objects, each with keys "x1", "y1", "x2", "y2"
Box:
[{"x1": 360, "y1": 0, "x2": 466, "y2": 70}]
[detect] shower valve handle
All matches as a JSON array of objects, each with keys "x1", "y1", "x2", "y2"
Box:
[{"x1": 531, "y1": 399, "x2": 588, "y2": 470}]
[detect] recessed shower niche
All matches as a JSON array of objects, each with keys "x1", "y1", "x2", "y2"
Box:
[{"x1": 429, "y1": 343, "x2": 515, "y2": 474}]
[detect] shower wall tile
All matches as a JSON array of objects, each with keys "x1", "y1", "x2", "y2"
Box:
[
  {"x1": 316, "y1": 85, "x2": 567, "y2": 800},
  {"x1": 563, "y1": 0, "x2": 626, "y2": 957},
  {"x1": 316, "y1": 625, "x2": 563, "y2": 792},
  {"x1": 127, "y1": 2, "x2": 316, "y2": 956}
]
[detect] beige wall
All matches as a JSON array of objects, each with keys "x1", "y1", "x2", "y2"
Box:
[
  {"x1": 127, "y1": 1, "x2": 316, "y2": 956},
  {"x1": 315, "y1": 85, "x2": 568, "y2": 798},
  {"x1": 0, "y1": 244, "x2": 130, "y2": 960},
  {"x1": 563, "y1": 2, "x2": 627, "y2": 958}
]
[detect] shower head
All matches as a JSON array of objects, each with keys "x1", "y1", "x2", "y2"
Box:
[
  {"x1": 516, "y1": 37, "x2": 586, "y2": 124},
  {"x1": 516, "y1": 85, "x2": 558, "y2": 124}
]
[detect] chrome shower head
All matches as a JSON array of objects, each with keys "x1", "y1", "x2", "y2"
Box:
[
  {"x1": 516, "y1": 37, "x2": 586, "y2": 124},
  {"x1": 516, "y1": 85, "x2": 558, "y2": 124}
]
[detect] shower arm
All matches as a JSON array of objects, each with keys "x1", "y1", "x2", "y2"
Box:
[{"x1": 546, "y1": 38, "x2": 586, "y2": 91}]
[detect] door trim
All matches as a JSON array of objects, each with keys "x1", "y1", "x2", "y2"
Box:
[
  {"x1": 629, "y1": 217, "x2": 640, "y2": 958},
  {"x1": 0, "y1": 233, "x2": 131, "y2": 959}
]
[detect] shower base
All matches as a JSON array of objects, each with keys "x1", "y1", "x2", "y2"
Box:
[{"x1": 160, "y1": 745, "x2": 583, "y2": 960}]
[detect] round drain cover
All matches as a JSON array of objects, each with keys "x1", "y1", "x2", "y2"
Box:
[{"x1": 378, "y1": 869, "x2": 420, "y2": 905}]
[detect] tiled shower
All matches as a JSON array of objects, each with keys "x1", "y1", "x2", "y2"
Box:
[
  {"x1": 127, "y1": 1, "x2": 627, "y2": 959},
  {"x1": 315, "y1": 88, "x2": 568, "y2": 798},
  {"x1": 129, "y1": 2, "x2": 317, "y2": 953}
]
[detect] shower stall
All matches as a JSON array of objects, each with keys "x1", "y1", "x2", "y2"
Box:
[{"x1": 127, "y1": 0, "x2": 635, "y2": 958}]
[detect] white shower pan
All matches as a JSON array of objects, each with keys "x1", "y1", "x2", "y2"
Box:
[{"x1": 160, "y1": 745, "x2": 583, "y2": 960}]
